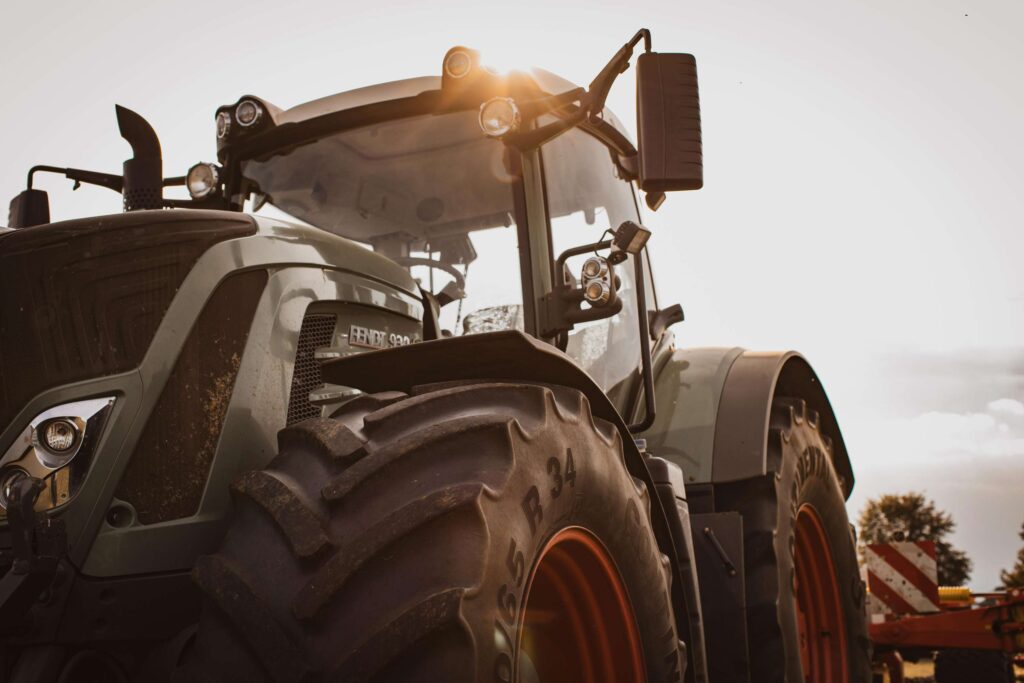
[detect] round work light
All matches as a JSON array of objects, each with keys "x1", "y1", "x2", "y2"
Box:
[
  {"x1": 479, "y1": 97, "x2": 521, "y2": 138},
  {"x1": 235, "y1": 99, "x2": 264, "y2": 127},
  {"x1": 187, "y1": 163, "x2": 220, "y2": 199}
]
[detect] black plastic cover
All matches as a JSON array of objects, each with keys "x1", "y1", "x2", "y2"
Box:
[
  {"x1": 7, "y1": 189, "x2": 50, "y2": 228},
  {"x1": 636, "y1": 53, "x2": 703, "y2": 192},
  {"x1": 691, "y1": 512, "x2": 750, "y2": 682}
]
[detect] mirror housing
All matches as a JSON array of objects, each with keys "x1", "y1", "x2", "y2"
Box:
[
  {"x1": 636, "y1": 52, "x2": 703, "y2": 192},
  {"x1": 7, "y1": 189, "x2": 50, "y2": 228}
]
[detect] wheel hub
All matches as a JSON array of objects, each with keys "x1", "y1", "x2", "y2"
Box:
[
  {"x1": 517, "y1": 527, "x2": 646, "y2": 683},
  {"x1": 794, "y1": 504, "x2": 849, "y2": 683}
]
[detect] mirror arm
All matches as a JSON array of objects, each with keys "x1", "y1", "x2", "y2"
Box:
[
  {"x1": 27, "y1": 166, "x2": 63, "y2": 188},
  {"x1": 630, "y1": 28, "x2": 653, "y2": 53},
  {"x1": 586, "y1": 28, "x2": 652, "y2": 119},
  {"x1": 506, "y1": 29, "x2": 651, "y2": 158},
  {"x1": 26, "y1": 167, "x2": 187, "y2": 196},
  {"x1": 28, "y1": 166, "x2": 124, "y2": 194},
  {"x1": 517, "y1": 87, "x2": 586, "y2": 120},
  {"x1": 627, "y1": 252, "x2": 657, "y2": 433},
  {"x1": 506, "y1": 109, "x2": 587, "y2": 150}
]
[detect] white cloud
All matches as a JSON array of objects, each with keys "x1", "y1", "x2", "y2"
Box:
[
  {"x1": 859, "y1": 405, "x2": 1024, "y2": 467},
  {"x1": 988, "y1": 398, "x2": 1024, "y2": 417}
]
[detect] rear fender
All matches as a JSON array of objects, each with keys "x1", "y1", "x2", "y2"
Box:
[{"x1": 644, "y1": 345, "x2": 855, "y2": 499}]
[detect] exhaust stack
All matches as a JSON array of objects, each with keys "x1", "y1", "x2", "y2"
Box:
[{"x1": 115, "y1": 105, "x2": 162, "y2": 211}]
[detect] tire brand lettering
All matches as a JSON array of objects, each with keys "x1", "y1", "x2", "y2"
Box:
[
  {"x1": 499, "y1": 452, "x2": 585, "y2": 678},
  {"x1": 564, "y1": 448, "x2": 576, "y2": 487},
  {"x1": 497, "y1": 584, "x2": 516, "y2": 624},
  {"x1": 348, "y1": 324, "x2": 412, "y2": 350},
  {"x1": 493, "y1": 643, "x2": 512, "y2": 683},
  {"x1": 790, "y1": 445, "x2": 830, "y2": 520},
  {"x1": 547, "y1": 457, "x2": 563, "y2": 498},
  {"x1": 521, "y1": 486, "x2": 543, "y2": 536},
  {"x1": 495, "y1": 537, "x2": 525, "y2": 680},
  {"x1": 507, "y1": 538, "x2": 525, "y2": 587},
  {"x1": 546, "y1": 448, "x2": 577, "y2": 499}
]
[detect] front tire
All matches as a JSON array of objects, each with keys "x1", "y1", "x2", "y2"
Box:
[{"x1": 181, "y1": 382, "x2": 683, "y2": 682}]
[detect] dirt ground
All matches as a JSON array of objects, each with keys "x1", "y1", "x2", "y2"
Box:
[{"x1": 902, "y1": 659, "x2": 932, "y2": 681}]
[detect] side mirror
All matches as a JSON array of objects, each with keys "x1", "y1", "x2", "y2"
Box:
[
  {"x1": 7, "y1": 189, "x2": 50, "y2": 228},
  {"x1": 636, "y1": 52, "x2": 703, "y2": 192}
]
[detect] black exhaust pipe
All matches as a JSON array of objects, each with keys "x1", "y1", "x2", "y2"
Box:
[{"x1": 115, "y1": 105, "x2": 162, "y2": 211}]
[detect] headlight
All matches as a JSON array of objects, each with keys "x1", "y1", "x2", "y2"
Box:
[
  {"x1": 216, "y1": 110, "x2": 232, "y2": 140},
  {"x1": 235, "y1": 99, "x2": 264, "y2": 127},
  {"x1": 0, "y1": 397, "x2": 115, "y2": 514},
  {"x1": 580, "y1": 256, "x2": 615, "y2": 307},
  {"x1": 479, "y1": 97, "x2": 521, "y2": 138},
  {"x1": 584, "y1": 279, "x2": 612, "y2": 306},
  {"x1": 582, "y1": 256, "x2": 609, "y2": 280},
  {"x1": 32, "y1": 417, "x2": 82, "y2": 467},
  {"x1": 41, "y1": 419, "x2": 78, "y2": 453},
  {"x1": 0, "y1": 469, "x2": 29, "y2": 509},
  {"x1": 187, "y1": 162, "x2": 221, "y2": 199}
]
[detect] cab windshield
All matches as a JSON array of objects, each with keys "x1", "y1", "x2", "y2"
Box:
[
  {"x1": 242, "y1": 107, "x2": 647, "y2": 400},
  {"x1": 242, "y1": 109, "x2": 523, "y2": 336}
]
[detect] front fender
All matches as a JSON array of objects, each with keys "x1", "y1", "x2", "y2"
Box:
[
  {"x1": 643, "y1": 345, "x2": 855, "y2": 499},
  {"x1": 319, "y1": 330, "x2": 702, "y2": 643}
]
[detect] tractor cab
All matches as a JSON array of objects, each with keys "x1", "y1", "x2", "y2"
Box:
[{"x1": 8, "y1": 30, "x2": 702, "y2": 418}]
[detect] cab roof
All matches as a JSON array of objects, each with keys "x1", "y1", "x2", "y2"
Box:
[{"x1": 268, "y1": 70, "x2": 633, "y2": 143}]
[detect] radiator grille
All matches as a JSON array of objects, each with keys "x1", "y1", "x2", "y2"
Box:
[
  {"x1": 115, "y1": 268, "x2": 267, "y2": 524},
  {"x1": 0, "y1": 211, "x2": 255, "y2": 432},
  {"x1": 286, "y1": 314, "x2": 337, "y2": 425}
]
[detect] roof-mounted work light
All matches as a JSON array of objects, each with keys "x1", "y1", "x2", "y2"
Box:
[
  {"x1": 442, "y1": 46, "x2": 481, "y2": 89},
  {"x1": 478, "y1": 97, "x2": 521, "y2": 138}
]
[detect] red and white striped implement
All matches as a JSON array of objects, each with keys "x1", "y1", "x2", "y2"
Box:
[{"x1": 865, "y1": 541, "x2": 940, "y2": 619}]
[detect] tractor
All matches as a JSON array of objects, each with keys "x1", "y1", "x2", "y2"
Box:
[{"x1": 0, "y1": 30, "x2": 870, "y2": 682}]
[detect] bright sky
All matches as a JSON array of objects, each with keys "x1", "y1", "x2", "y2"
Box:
[{"x1": 2, "y1": 0, "x2": 1022, "y2": 589}]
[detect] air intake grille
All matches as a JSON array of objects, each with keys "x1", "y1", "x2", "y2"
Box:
[
  {"x1": 0, "y1": 211, "x2": 255, "y2": 433},
  {"x1": 115, "y1": 268, "x2": 267, "y2": 524},
  {"x1": 286, "y1": 313, "x2": 337, "y2": 425}
]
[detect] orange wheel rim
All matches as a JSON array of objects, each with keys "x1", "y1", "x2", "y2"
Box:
[
  {"x1": 794, "y1": 504, "x2": 849, "y2": 683},
  {"x1": 517, "y1": 527, "x2": 645, "y2": 683}
]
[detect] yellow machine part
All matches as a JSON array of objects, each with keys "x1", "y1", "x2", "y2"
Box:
[{"x1": 938, "y1": 586, "x2": 972, "y2": 603}]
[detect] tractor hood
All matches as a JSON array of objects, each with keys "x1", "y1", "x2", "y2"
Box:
[{"x1": 0, "y1": 209, "x2": 419, "y2": 434}]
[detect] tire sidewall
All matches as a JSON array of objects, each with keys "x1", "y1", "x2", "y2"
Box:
[
  {"x1": 460, "y1": 412, "x2": 682, "y2": 683},
  {"x1": 777, "y1": 424, "x2": 871, "y2": 682}
]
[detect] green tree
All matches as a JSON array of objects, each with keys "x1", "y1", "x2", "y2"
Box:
[
  {"x1": 858, "y1": 492, "x2": 972, "y2": 586},
  {"x1": 998, "y1": 520, "x2": 1024, "y2": 590}
]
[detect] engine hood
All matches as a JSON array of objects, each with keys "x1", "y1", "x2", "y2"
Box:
[
  {"x1": 0, "y1": 209, "x2": 421, "y2": 436},
  {"x1": 249, "y1": 213, "x2": 420, "y2": 298},
  {"x1": 0, "y1": 210, "x2": 257, "y2": 433}
]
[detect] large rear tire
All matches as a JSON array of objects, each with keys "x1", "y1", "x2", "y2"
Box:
[
  {"x1": 717, "y1": 397, "x2": 872, "y2": 683},
  {"x1": 180, "y1": 382, "x2": 683, "y2": 682}
]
